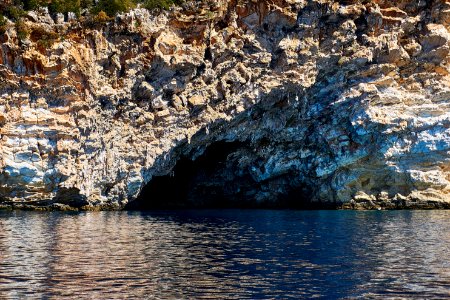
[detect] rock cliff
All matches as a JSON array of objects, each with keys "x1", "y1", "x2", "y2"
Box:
[{"x1": 0, "y1": 0, "x2": 449, "y2": 209}]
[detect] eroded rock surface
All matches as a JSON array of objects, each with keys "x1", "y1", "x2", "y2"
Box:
[{"x1": 0, "y1": 0, "x2": 449, "y2": 209}]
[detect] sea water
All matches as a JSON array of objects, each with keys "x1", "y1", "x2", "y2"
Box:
[{"x1": 0, "y1": 210, "x2": 449, "y2": 299}]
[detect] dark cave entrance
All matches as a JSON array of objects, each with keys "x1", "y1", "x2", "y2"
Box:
[
  {"x1": 127, "y1": 141, "x2": 332, "y2": 210},
  {"x1": 127, "y1": 141, "x2": 248, "y2": 209}
]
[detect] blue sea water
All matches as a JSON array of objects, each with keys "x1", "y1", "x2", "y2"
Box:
[{"x1": 0, "y1": 210, "x2": 449, "y2": 299}]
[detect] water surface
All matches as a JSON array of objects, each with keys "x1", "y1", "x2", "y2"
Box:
[{"x1": 0, "y1": 210, "x2": 449, "y2": 299}]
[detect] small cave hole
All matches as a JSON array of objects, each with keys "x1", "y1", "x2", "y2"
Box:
[{"x1": 204, "y1": 47, "x2": 212, "y2": 61}]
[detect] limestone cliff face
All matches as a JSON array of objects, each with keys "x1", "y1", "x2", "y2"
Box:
[{"x1": 0, "y1": 0, "x2": 449, "y2": 209}]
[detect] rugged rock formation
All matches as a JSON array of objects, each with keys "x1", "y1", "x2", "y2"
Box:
[{"x1": 0, "y1": 0, "x2": 449, "y2": 209}]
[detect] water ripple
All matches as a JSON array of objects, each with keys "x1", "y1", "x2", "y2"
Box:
[{"x1": 0, "y1": 210, "x2": 449, "y2": 299}]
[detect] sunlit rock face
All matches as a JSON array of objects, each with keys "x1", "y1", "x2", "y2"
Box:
[{"x1": 0, "y1": 0, "x2": 449, "y2": 209}]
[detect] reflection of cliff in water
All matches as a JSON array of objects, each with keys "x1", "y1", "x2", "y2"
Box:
[{"x1": 0, "y1": 211, "x2": 450, "y2": 298}]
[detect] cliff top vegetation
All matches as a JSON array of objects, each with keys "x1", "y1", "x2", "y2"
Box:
[{"x1": 0, "y1": 0, "x2": 184, "y2": 22}]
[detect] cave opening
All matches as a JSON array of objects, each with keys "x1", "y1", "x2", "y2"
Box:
[
  {"x1": 127, "y1": 141, "x2": 247, "y2": 210},
  {"x1": 126, "y1": 141, "x2": 330, "y2": 210}
]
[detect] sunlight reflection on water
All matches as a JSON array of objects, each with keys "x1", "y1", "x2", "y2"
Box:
[{"x1": 0, "y1": 210, "x2": 449, "y2": 299}]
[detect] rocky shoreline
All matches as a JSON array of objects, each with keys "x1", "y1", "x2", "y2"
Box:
[
  {"x1": 0, "y1": 202, "x2": 120, "y2": 211},
  {"x1": 1, "y1": 199, "x2": 450, "y2": 211}
]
